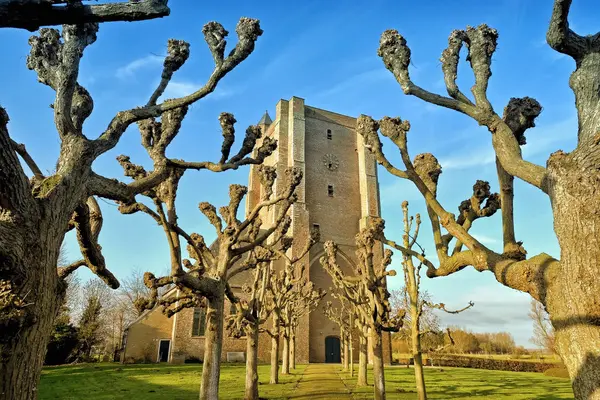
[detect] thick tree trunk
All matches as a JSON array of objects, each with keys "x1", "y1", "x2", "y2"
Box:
[
  {"x1": 244, "y1": 323, "x2": 259, "y2": 400},
  {"x1": 269, "y1": 315, "x2": 280, "y2": 384},
  {"x1": 358, "y1": 334, "x2": 368, "y2": 386},
  {"x1": 371, "y1": 328, "x2": 386, "y2": 400},
  {"x1": 290, "y1": 333, "x2": 296, "y2": 370},
  {"x1": 199, "y1": 293, "x2": 224, "y2": 400},
  {"x1": 0, "y1": 234, "x2": 64, "y2": 400},
  {"x1": 281, "y1": 327, "x2": 290, "y2": 375},
  {"x1": 546, "y1": 154, "x2": 600, "y2": 400}
]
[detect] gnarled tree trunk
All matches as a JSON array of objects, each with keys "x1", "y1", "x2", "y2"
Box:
[
  {"x1": 200, "y1": 293, "x2": 224, "y2": 400},
  {"x1": 371, "y1": 328, "x2": 386, "y2": 400},
  {"x1": 0, "y1": 247, "x2": 64, "y2": 400},
  {"x1": 244, "y1": 323, "x2": 259, "y2": 400},
  {"x1": 547, "y1": 150, "x2": 600, "y2": 400}
]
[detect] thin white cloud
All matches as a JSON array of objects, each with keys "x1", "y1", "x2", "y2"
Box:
[
  {"x1": 439, "y1": 148, "x2": 496, "y2": 170},
  {"x1": 437, "y1": 116, "x2": 577, "y2": 170},
  {"x1": 471, "y1": 233, "x2": 499, "y2": 245},
  {"x1": 435, "y1": 283, "x2": 534, "y2": 346},
  {"x1": 160, "y1": 80, "x2": 235, "y2": 101},
  {"x1": 315, "y1": 69, "x2": 392, "y2": 99},
  {"x1": 116, "y1": 55, "x2": 163, "y2": 79}
]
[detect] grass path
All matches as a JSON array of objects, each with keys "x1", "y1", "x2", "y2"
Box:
[{"x1": 290, "y1": 364, "x2": 351, "y2": 399}]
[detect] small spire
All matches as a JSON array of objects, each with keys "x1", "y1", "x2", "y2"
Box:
[{"x1": 258, "y1": 110, "x2": 272, "y2": 126}]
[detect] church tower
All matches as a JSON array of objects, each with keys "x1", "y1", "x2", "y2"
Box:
[{"x1": 246, "y1": 97, "x2": 391, "y2": 364}]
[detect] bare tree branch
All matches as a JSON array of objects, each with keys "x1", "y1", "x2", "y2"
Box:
[
  {"x1": 0, "y1": 0, "x2": 170, "y2": 31},
  {"x1": 546, "y1": 0, "x2": 589, "y2": 59}
]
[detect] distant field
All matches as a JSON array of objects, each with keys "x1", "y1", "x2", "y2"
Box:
[{"x1": 39, "y1": 362, "x2": 574, "y2": 399}]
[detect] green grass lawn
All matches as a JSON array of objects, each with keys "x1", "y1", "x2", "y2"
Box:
[
  {"x1": 39, "y1": 362, "x2": 574, "y2": 399},
  {"x1": 343, "y1": 366, "x2": 574, "y2": 399},
  {"x1": 40, "y1": 363, "x2": 306, "y2": 400}
]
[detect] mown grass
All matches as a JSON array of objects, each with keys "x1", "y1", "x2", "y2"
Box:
[
  {"x1": 39, "y1": 362, "x2": 574, "y2": 399},
  {"x1": 40, "y1": 363, "x2": 305, "y2": 400},
  {"x1": 342, "y1": 365, "x2": 574, "y2": 399}
]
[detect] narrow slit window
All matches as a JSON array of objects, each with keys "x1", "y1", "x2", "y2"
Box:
[
  {"x1": 312, "y1": 223, "x2": 320, "y2": 233},
  {"x1": 326, "y1": 129, "x2": 332, "y2": 140},
  {"x1": 328, "y1": 185, "x2": 334, "y2": 197}
]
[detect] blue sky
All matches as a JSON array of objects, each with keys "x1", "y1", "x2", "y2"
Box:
[{"x1": 2, "y1": 0, "x2": 598, "y2": 346}]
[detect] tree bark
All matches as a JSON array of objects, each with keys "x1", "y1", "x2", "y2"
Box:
[
  {"x1": 199, "y1": 293, "x2": 224, "y2": 400},
  {"x1": 358, "y1": 334, "x2": 368, "y2": 386},
  {"x1": 281, "y1": 327, "x2": 290, "y2": 375},
  {"x1": 371, "y1": 328, "x2": 386, "y2": 400},
  {"x1": 244, "y1": 323, "x2": 259, "y2": 400},
  {"x1": 411, "y1": 314, "x2": 427, "y2": 400},
  {"x1": 269, "y1": 315, "x2": 280, "y2": 384},
  {"x1": 350, "y1": 332, "x2": 354, "y2": 377},
  {"x1": 290, "y1": 332, "x2": 296, "y2": 370},
  {"x1": 0, "y1": 253, "x2": 63, "y2": 400},
  {"x1": 343, "y1": 333, "x2": 349, "y2": 371},
  {"x1": 546, "y1": 150, "x2": 600, "y2": 400}
]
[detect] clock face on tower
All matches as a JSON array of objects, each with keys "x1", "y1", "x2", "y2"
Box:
[{"x1": 323, "y1": 153, "x2": 339, "y2": 171}]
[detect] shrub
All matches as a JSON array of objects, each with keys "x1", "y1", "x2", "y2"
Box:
[{"x1": 44, "y1": 322, "x2": 79, "y2": 365}]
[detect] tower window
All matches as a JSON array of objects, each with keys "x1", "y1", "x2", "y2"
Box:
[
  {"x1": 312, "y1": 223, "x2": 320, "y2": 234},
  {"x1": 328, "y1": 185, "x2": 334, "y2": 197},
  {"x1": 326, "y1": 129, "x2": 332, "y2": 140}
]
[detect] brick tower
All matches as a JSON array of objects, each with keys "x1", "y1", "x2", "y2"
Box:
[{"x1": 246, "y1": 96, "x2": 391, "y2": 364}]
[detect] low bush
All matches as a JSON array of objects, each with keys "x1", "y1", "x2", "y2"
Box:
[{"x1": 429, "y1": 355, "x2": 560, "y2": 373}]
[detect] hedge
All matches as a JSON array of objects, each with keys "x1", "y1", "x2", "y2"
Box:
[{"x1": 425, "y1": 355, "x2": 560, "y2": 373}]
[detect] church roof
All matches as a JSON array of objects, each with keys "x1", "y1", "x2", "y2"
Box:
[{"x1": 257, "y1": 110, "x2": 272, "y2": 126}]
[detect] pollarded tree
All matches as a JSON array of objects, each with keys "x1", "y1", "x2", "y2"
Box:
[
  {"x1": 283, "y1": 278, "x2": 325, "y2": 373},
  {"x1": 0, "y1": 2, "x2": 266, "y2": 398},
  {"x1": 321, "y1": 223, "x2": 404, "y2": 400},
  {"x1": 120, "y1": 159, "x2": 301, "y2": 399},
  {"x1": 226, "y1": 256, "x2": 272, "y2": 400},
  {"x1": 225, "y1": 223, "x2": 317, "y2": 399},
  {"x1": 260, "y1": 233, "x2": 320, "y2": 384},
  {"x1": 382, "y1": 201, "x2": 473, "y2": 400},
  {"x1": 323, "y1": 298, "x2": 352, "y2": 373},
  {"x1": 357, "y1": 1, "x2": 600, "y2": 397}
]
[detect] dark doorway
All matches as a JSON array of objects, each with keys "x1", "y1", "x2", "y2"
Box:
[
  {"x1": 325, "y1": 336, "x2": 341, "y2": 363},
  {"x1": 158, "y1": 340, "x2": 170, "y2": 362}
]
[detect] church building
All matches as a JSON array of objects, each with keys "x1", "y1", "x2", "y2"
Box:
[{"x1": 121, "y1": 97, "x2": 392, "y2": 365}]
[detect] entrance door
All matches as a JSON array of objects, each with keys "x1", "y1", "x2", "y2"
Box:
[
  {"x1": 325, "y1": 336, "x2": 341, "y2": 363},
  {"x1": 158, "y1": 340, "x2": 171, "y2": 362}
]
